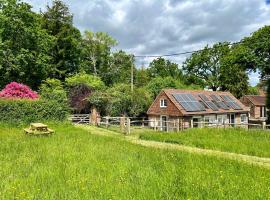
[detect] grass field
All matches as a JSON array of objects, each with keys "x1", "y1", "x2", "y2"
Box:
[
  {"x1": 1, "y1": 123, "x2": 270, "y2": 199},
  {"x1": 139, "y1": 128, "x2": 270, "y2": 158}
]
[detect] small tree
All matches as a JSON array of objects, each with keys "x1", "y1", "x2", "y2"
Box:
[
  {"x1": 0, "y1": 82, "x2": 38, "y2": 99},
  {"x1": 66, "y1": 73, "x2": 105, "y2": 113}
]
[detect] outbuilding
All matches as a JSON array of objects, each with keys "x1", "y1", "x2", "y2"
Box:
[
  {"x1": 147, "y1": 89, "x2": 250, "y2": 131},
  {"x1": 240, "y1": 95, "x2": 268, "y2": 123}
]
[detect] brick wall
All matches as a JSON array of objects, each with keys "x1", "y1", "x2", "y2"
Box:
[{"x1": 147, "y1": 91, "x2": 182, "y2": 116}]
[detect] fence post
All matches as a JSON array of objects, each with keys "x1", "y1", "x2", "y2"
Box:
[
  {"x1": 120, "y1": 117, "x2": 125, "y2": 133},
  {"x1": 105, "y1": 116, "x2": 109, "y2": 128},
  {"x1": 154, "y1": 118, "x2": 157, "y2": 131},
  {"x1": 177, "y1": 119, "x2": 180, "y2": 132},
  {"x1": 126, "y1": 118, "x2": 131, "y2": 134},
  {"x1": 262, "y1": 122, "x2": 266, "y2": 130},
  {"x1": 142, "y1": 118, "x2": 145, "y2": 128},
  {"x1": 190, "y1": 119, "x2": 194, "y2": 128}
]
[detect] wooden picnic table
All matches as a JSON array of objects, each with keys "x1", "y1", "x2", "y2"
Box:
[{"x1": 24, "y1": 123, "x2": 54, "y2": 136}]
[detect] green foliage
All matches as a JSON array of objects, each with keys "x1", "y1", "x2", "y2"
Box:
[
  {"x1": 147, "y1": 57, "x2": 183, "y2": 79},
  {"x1": 0, "y1": 0, "x2": 53, "y2": 89},
  {"x1": 139, "y1": 128, "x2": 270, "y2": 158},
  {"x1": 183, "y1": 42, "x2": 230, "y2": 91},
  {"x1": 81, "y1": 30, "x2": 118, "y2": 85},
  {"x1": 1, "y1": 125, "x2": 270, "y2": 199},
  {"x1": 183, "y1": 42, "x2": 250, "y2": 97},
  {"x1": 135, "y1": 67, "x2": 150, "y2": 87},
  {"x1": 42, "y1": 0, "x2": 81, "y2": 80},
  {"x1": 65, "y1": 73, "x2": 105, "y2": 90},
  {"x1": 89, "y1": 84, "x2": 152, "y2": 116},
  {"x1": 40, "y1": 78, "x2": 67, "y2": 103},
  {"x1": 146, "y1": 76, "x2": 200, "y2": 98},
  {"x1": 247, "y1": 86, "x2": 259, "y2": 95},
  {"x1": 0, "y1": 98, "x2": 70, "y2": 124},
  {"x1": 243, "y1": 25, "x2": 270, "y2": 77}
]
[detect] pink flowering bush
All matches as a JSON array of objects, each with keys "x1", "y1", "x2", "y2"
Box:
[{"x1": 0, "y1": 82, "x2": 39, "y2": 99}]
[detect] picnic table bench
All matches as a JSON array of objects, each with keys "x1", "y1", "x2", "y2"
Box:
[{"x1": 24, "y1": 123, "x2": 54, "y2": 136}]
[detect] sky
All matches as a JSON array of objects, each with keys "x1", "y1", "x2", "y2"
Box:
[{"x1": 24, "y1": 0, "x2": 270, "y2": 86}]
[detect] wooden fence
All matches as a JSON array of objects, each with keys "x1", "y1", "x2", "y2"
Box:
[{"x1": 69, "y1": 115, "x2": 270, "y2": 134}]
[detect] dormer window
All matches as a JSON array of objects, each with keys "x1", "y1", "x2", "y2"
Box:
[{"x1": 160, "y1": 99, "x2": 167, "y2": 108}]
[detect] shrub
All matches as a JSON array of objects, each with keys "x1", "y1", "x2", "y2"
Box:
[
  {"x1": 66, "y1": 73, "x2": 105, "y2": 113},
  {"x1": 0, "y1": 82, "x2": 38, "y2": 99},
  {"x1": 40, "y1": 78, "x2": 67, "y2": 104},
  {"x1": 0, "y1": 99, "x2": 70, "y2": 124}
]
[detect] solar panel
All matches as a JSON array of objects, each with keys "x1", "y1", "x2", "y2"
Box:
[
  {"x1": 210, "y1": 95, "x2": 229, "y2": 110},
  {"x1": 199, "y1": 94, "x2": 219, "y2": 111},
  {"x1": 173, "y1": 93, "x2": 205, "y2": 112},
  {"x1": 220, "y1": 95, "x2": 242, "y2": 110}
]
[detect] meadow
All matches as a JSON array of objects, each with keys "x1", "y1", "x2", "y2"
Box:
[
  {"x1": 139, "y1": 127, "x2": 270, "y2": 158},
  {"x1": 1, "y1": 123, "x2": 270, "y2": 199}
]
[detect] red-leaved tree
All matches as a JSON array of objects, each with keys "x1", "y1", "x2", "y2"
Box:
[{"x1": 0, "y1": 82, "x2": 39, "y2": 99}]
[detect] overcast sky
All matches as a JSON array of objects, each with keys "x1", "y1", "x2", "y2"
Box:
[{"x1": 24, "y1": 0, "x2": 270, "y2": 86}]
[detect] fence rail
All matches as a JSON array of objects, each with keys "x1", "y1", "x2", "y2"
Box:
[{"x1": 69, "y1": 114, "x2": 270, "y2": 134}]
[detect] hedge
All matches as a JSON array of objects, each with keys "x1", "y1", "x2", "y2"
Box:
[{"x1": 0, "y1": 98, "x2": 70, "y2": 124}]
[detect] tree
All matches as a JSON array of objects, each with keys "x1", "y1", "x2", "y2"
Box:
[
  {"x1": 65, "y1": 73, "x2": 105, "y2": 113},
  {"x1": 42, "y1": 0, "x2": 81, "y2": 80},
  {"x1": 219, "y1": 45, "x2": 250, "y2": 98},
  {"x1": 89, "y1": 84, "x2": 152, "y2": 117},
  {"x1": 147, "y1": 57, "x2": 183, "y2": 79},
  {"x1": 183, "y1": 42, "x2": 250, "y2": 98},
  {"x1": 108, "y1": 50, "x2": 134, "y2": 85},
  {"x1": 39, "y1": 78, "x2": 67, "y2": 103},
  {"x1": 0, "y1": 0, "x2": 52, "y2": 89},
  {"x1": 183, "y1": 42, "x2": 230, "y2": 91},
  {"x1": 146, "y1": 76, "x2": 200, "y2": 98},
  {"x1": 81, "y1": 30, "x2": 118, "y2": 85},
  {"x1": 243, "y1": 25, "x2": 270, "y2": 77},
  {"x1": 135, "y1": 67, "x2": 150, "y2": 87}
]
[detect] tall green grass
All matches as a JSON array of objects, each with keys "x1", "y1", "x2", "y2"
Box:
[
  {"x1": 139, "y1": 128, "x2": 270, "y2": 158},
  {"x1": 0, "y1": 124, "x2": 270, "y2": 199}
]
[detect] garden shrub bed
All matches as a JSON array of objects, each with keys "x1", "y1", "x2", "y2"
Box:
[{"x1": 0, "y1": 99, "x2": 70, "y2": 124}]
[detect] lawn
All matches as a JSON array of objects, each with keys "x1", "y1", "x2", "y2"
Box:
[
  {"x1": 139, "y1": 128, "x2": 270, "y2": 158},
  {"x1": 1, "y1": 123, "x2": 270, "y2": 199}
]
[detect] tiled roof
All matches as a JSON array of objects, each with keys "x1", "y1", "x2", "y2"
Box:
[
  {"x1": 244, "y1": 95, "x2": 266, "y2": 106},
  {"x1": 161, "y1": 89, "x2": 249, "y2": 115}
]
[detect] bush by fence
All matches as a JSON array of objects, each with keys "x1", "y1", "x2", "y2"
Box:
[{"x1": 0, "y1": 99, "x2": 70, "y2": 124}]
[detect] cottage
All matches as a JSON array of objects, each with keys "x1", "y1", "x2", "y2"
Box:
[
  {"x1": 147, "y1": 89, "x2": 249, "y2": 131},
  {"x1": 240, "y1": 95, "x2": 268, "y2": 122}
]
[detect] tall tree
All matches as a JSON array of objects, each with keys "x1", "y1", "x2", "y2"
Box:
[
  {"x1": 219, "y1": 45, "x2": 251, "y2": 98},
  {"x1": 183, "y1": 42, "x2": 230, "y2": 91},
  {"x1": 42, "y1": 0, "x2": 81, "y2": 80},
  {"x1": 0, "y1": 0, "x2": 52, "y2": 89},
  {"x1": 81, "y1": 30, "x2": 117, "y2": 84},
  {"x1": 147, "y1": 57, "x2": 183, "y2": 79},
  {"x1": 243, "y1": 25, "x2": 270, "y2": 77}
]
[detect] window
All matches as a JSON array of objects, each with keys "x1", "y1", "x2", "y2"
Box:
[
  {"x1": 260, "y1": 106, "x2": 267, "y2": 118},
  {"x1": 240, "y1": 114, "x2": 247, "y2": 123},
  {"x1": 160, "y1": 99, "x2": 167, "y2": 108}
]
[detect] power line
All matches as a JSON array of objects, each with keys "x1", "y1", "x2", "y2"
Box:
[{"x1": 134, "y1": 41, "x2": 243, "y2": 58}]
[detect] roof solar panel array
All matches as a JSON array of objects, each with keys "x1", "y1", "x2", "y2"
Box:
[
  {"x1": 198, "y1": 94, "x2": 219, "y2": 111},
  {"x1": 220, "y1": 95, "x2": 242, "y2": 110},
  {"x1": 172, "y1": 93, "x2": 205, "y2": 112},
  {"x1": 172, "y1": 93, "x2": 243, "y2": 112},
  {"x1": 210, "y1": 95, "x2": 229, "y2": 110}
]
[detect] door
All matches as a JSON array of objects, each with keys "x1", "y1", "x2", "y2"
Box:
[
  {"x1": 160, "y1": 116, "x2": 168, "y2": 131},
  {"x1": 229, "y1": 114, "x2": 235, "y2": 127}
]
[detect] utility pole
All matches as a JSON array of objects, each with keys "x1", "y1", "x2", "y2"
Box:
[{"x1": 131, "y1": 55, "x2": 134, "y2": 92}]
